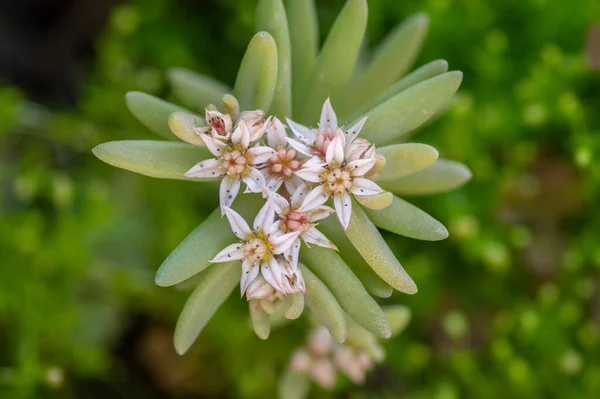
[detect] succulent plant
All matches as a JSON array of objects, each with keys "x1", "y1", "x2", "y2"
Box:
[{"x1": 92, "y1": 0, "x2": 471, "y2": 357}]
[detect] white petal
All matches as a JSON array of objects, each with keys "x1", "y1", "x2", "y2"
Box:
[
  {"x1": 267, "y1": 117, "x2": 288, "y2": 149},
  {"x1": 290, "y1": 183, "x2": 313, "y2": 208},
  {"x1": 346, "y1": 158, "x2": 376, "y2": 177},
  {"x1": 285, "y1": 238, "x2": 301, "y2": 268},
  {"x1": 302, "y1": 156, "x2": 327, "y2": 167},
  {"x1": 248, "y1": 145, "x2": 276, "y2": 164},
  {"x1": 295, "y1": 166, "x2": 327, "y2": 184},
  {"x1": 241, "y1": 260, "x2": 260, "y2": 296},
  {"x1": 284, "y1": 176, "x2": 304, "y2": 197},
  {"x1": 249, "y1": 116, "x2": 270, "y2": 143},
  {"x1": 286, "y1": 137, "x2": 313, "y2": 157},
  {"x1": 334, "y1": 193, "x2": 352, "y2": 230},
  {"x1": 286, "y1": 117, "x2": 317, "y2": 144},
  {"x1": 219, "y1": 176, "x2": 241, "y2": 213},
  {"x1": 253, "y1": 199, "x2": 275, "y2": 233},
  {"x1": 211, "y1": 243, "x2": 245, "y2": 262},
  {"x1": 344, "y1": 138, "x2": 371, "y2": 162},
  {"x1": 349, "y1": 178, "x2": 384, "y2": 196},
  {"x1": 242, "y1": 167, "x2": 265, "y2": 193},
  {"x1": 265, "y1": 190, "x2": 290, "y2": 215},
  {"x1": 223, "y1": 206, "x2": 252, "y2": 239},
  {"x1": 326, "y1": 134, "x2": 344, "y2": 166},
  {"x1": 319, "y1": 97, "x2": 338, "y2": 133},
  {"x1": 199, "y1": 133, "x2": 229, "y2": 157},
  {"x1": 269, "y1": 220, "x2": 282, "y2": 236},
  {"x1": 266, "y1": 174, "x2": 285, "y2": 193},
  {"x1": 184, "y1": 158, "x2": 223, "y2": 179},
  {"x1": 308, "y1": 205, "x2": 335, "y2": 222},
  {"x1": 261, "y1": 257, "x2": 285, "y2": 292},
  {"x1": 344, "y1": 116, "x2": 367, "y2": 144},
  {"x1": 303, "y1": 226, "x2": 338, "y2": 250},
  {"x1": 270, "y1": 231, "x2": 302, "y2": 254},
  {"x1": 231, "y1": 120, "x2": 250, "y2": 148},
  {"x1": 298, "y1": 185, "x2": 330, "y2": 212}
]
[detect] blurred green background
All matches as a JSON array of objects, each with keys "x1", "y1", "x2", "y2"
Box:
[{"x1": 1, "y1": 0, "x2": 600, "y2": 397}]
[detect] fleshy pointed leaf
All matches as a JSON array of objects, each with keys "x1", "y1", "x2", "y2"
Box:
[
  {"x1": 345, "y1": 59, "x2": 449, "y2": 122},
  {"x1": 384, "y1": 305, "x2": 411, "y2": 337},
  {"x1": 256, "y1": 0, "x2": 291, "y2": 117},
  {"x1": 168, "y1": 112, "x2": 206, "y2": 146},
  {"x1": 234, "y1": 31, "x2": 278, "y2": 111},
  {"x1": 249, "y1": 301, "x2": 271, "y2": 340},
  {"x1": 126, "y1": 91, "x2": 188, "y2": 139},
  {"x1": 300, "y1": 264, "x2": 347, "y2": 343},
  {"x1": 285, "y1": 293, "x2": 305, "y2": 320},
  {"x1": 285, "y1": 0, "x2": 318, "y2": 116},
  {"x1": 155, "y1": 208, "x2": 235, "y2": 287},
  {"x1": 92, "y1": 140, "x2": 211, "y2": 180},
  {"x1": 344, "y1": 202, "x2": 417, "y2": 294},
  {"x1": 279, "y1": 369, "x2": 311, "y2": 399},
  {"x1": 319, "y1": 218, "x2": 393, "y2": 298},
  {"x1": 358, "y1": 71, "x2": 462, "y2": 146},
  {"x1": 337, "y1": 13, "x2": 429, "y2": 116},
  {"x1": 377, "y1": 143, "x2": 439, "y2": 181},
  {"x1": 354, "y1": 192, "x2": 393, "y2": 210},
  {"x1": 174, "y1": 261, "x2": 240, "y2": 354},
  {"x1": 365, "y1": 195, "x2": 448, "y2": 241},
  {"x1": 346, "y1": 317, "x2": 385, "y2": 362},
  {"x1": 167, "y1": 68, "x2": 230, "y2": 112},
  {"x1": 302, "y1": 246, "x2": 391, "y2": 338},
  {"x1": 380, "y1": 158, "x2": 472, "y2": 195},
  {"x1": 298, "y1": 0, "x2": 368, "y2": 123}
]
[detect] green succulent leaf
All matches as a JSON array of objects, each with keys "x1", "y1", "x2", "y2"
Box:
[
  {"x1": 380, "y1": 158, "x2": 472, "y2": 195},
  {"x1": 234, "y1": 31, "x2": 278, "y2": 111},
  {"x1": 167, "y1": 68, "x2": 230, "y2": 112},
  {"x1": 168, "y1": 112, "x2": 206, "y2": 146},
  {"x1": 365, "y1": 195, "x2": 448, "y2": 241},
  {"x1": 300, "y1": 264, "x2": 347, "y2": 343},
  {"x1": 126, "y1": 91, "x2": 188, "y2": 139},
  {"x1": 279, "y1": 369, "x2": 311, "y2": 399},
  {"x1": 354, "y1": 191, "x2": 394, "y2": 210},
  {"x1": 384, "y1": 305, "x2": 412, "y2": 337},
  {"x1": 249, "y1": 301, "x2": 271, "y2": 340},
  {"x1": 301, "y1": 246, "x2": 391, "y2": 338},
  {"x1": 285, "y1": 0, "x2": 318, "y2": 116},
  {"x1": 319, "y1": 218, "x2": 393, "y2": 298},
  {"x1": 344, "y1": 202, "x2": 418, "y2": 294},
  {"x1": 285, "y1": 293, "x2": 305, "y2": 320},
  {"x1": 155, "y1": 208, "x2": 235, "y2": 287},
  {"x1": 358, "y1": 71, "x2": 462, "y2": 146},
  {"x1": 92, "y1": 140, "x2": 211, "y2": 180},
  {"x1": 345, "y1": 59, "x2": 449, "y2": 121},
  {"x1": 299, "y1": 0, "x2": 368, "y2": 123},
  {"x1": 377, "y1": 143, "x2": 439, "y2": 181},
  {"x1": 256, "y1": 0, "x2": 291, "y2": 117},
  {"x1": 346, "y1": 318, "x2": 385, "y2": 362},
  {"x1": 173, "y1": 261, "x2": 240, "y2": 355},
  {"x1": 336, "y1": 13, "x2": 429, "y2": 116}
]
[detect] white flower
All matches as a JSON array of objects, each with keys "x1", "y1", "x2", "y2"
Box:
[
  {"x1": 285, "y1": 98, "x2": 368, "y2": 162},
  {"x1": 184, "y1": 121, "x2": 275, "y2": 213},
  {"x1": 261, "y1": 117, "x2": 305, "y2": 194},
  {"x1": 209, "y1": 200, "x2": 302, "y2": 296},
  {"x1": 195, "y1": 108, "x2": 269, "y2": 143},
  {"x1": 294, "y1": 132, "x2": 383, "y2": 229},
  {"x1": 267, "y1": 184, "x2": 337, "y2": 266}
]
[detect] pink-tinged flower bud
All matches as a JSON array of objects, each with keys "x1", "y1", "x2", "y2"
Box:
[
  {"x1": 290, "y1": 349, "x2": 312, "y2": 372},
  {"x1": 246, "y1": 275, "x2": 274, "y2": 300},
  {"x1": 357, "y1": 351, "x2": 374, "y2": 371},
  {"x1": 239, "y1": 109, "x2": 265, "y2": 127},
  {"x1": 308, "y1": 327, "x2": 334, "y2": 357},
  {"x1": 311, "y1": 359, "x2": 336, "y2": 390}
]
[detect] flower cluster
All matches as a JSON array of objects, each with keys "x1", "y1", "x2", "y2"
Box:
[{"x1": 184, "y1": 98, "x2": 384, "y2": 315}]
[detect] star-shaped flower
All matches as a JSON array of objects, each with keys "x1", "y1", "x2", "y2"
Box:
[
  {"x1": 210, "y1": 199, "x2": 302, "y2": 296},
  {"x1": 184, "y1": 121, "x2": 275, "y2": 213},
  {"x1": 197, "y1": 107, "x2": 268, "y2": 143}
]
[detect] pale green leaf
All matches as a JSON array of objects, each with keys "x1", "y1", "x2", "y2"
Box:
[
  {"x1": 346, "y1": 317, "x2": 385, "y2": 362},
  {"x1": 257, "y1": 0, "x2": 291, "y2": 117},
  {"x1": 298, "y1": 0, "x2": 368, "y2": 123},
  {"x1": 345, "y1": 59, "x2": 449, "y2": 122},
  {"x1": 285, "y1": 293, "x2": 305, "y2": 320},
  {"x1": 249, "y1": 300, "x2": 271, "y2": 340},
  {"x1": 365, "y1": 195, "x2": 448, "y2": 241},
  {"x1": 279, "y1": 369, "x2": 311, "y2": 399},
  {"x1": 285, "y1": 0, "x2": 318, "y2": 117},
  {"x1": 92, "y1": 140, "x2": 211, "y2": 180},
  {"x1": 319, "y1": 218, "x2": 393, "y2": 298},
  {"x1": 155, "y1": 208, "x2": 235, "y2": 287},
  {"x1": 174, "y1": 261, "x2": 240, "y2": 354},
  {"x1": 380, "y1": 158, "x2": 472, "y2": 195},
  {"x1": 234, "y1": 32, "x2": 278, "y2": 111},
  {"x1": 126, "y1": 91, "x2": 187, "y2": 139},
  {"x1": 354, "y1": 192, "x2": 393, "y2": 210},
  {"x1": 358, "y1": 71, "x2": 462, "y2": 146},
  {"x1": 377, "y1": 143, "x2": 439, "y2": 181},
  {"x1": 300, "y1": 264, "x2": 347, "y2": 343},
  {"x1": 336, "y1": 13, "x2": 429, "y2": 116},
  {"x1": 168, "y1": 112, "x2": 206, "y2": 146},
  {"x1": 344, "y1": 202, "x2": 417, "y2": 294},
  {"x1": 167, "y1": 68, "x2": 230, "y2": 112},
  {"x1": 301, "y1": 246, "x2": 391, "y2": 338},
  {"x1": 384, "y1": 305, "x2": 412, "y2": 337}
]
